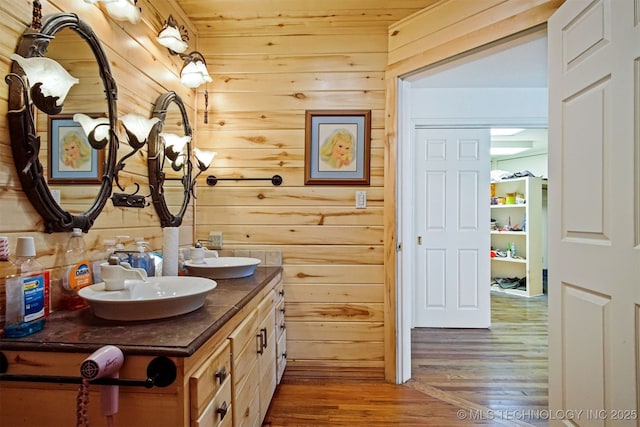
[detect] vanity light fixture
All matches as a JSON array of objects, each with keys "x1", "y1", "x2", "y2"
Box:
[
  {"x1": 154, "y1": 15, "x2": 211, "y2": 90},
  {"x1": 190, "y1": 148, "x2": 216, "y2": 197},
  {"x1": 9, "y1": 53, "x2": 79, "y2": 115},
  {"x1": 155, "y1": 132, "x2": 214, "y2": 198},
  {"x1": 112, "y1": 114, "x2": 161, "y2": 206},
  {"x1": 180, "y1": 51, "x2": 212, "y2": 89},
  {"x1": 83, "y1": 0, "x2": 141, "y2": 25},
  {"x1": 120, "y1": 114, "x2": 161, "y2": 148},
  {"x1": 73, "y1": 113, "x2": 111, "y2": 149},
  {"x1": 157, "y1": 15, "x2": 189, "y2": 54},
  {"x1": 160, "y1": 133, "x2": 191, "y2": 170}
]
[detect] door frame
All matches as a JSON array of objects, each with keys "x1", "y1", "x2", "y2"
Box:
[
  {"x1": 397, "y1": 108, "x2": 547, "y2": 382},
  {"x1": 383, "y1": 5, "x2": 561, "y2": 383}
]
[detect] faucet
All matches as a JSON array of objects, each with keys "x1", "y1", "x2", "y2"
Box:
[{"x1": 100, "y1": 255, "x2": 147, "y2": 291}]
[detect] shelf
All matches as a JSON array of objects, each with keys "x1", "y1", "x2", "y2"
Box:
[
  {"x1": 491, "y1": 257, "x2": 526, "y2": 264},
  {"x1": 490, "y1": 285, "x2": 531, "y2": 297},
  {"x1": 491, "y1": 204, "x2": 526, "y2": 208},
  {"x1": 490, "y1": 176, "x2": 543, "y2": 297}
]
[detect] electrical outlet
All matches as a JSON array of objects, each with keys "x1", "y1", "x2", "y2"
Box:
[
  {"x1": 355, "y1": 191, "x2": 367, "y2": 209},
  {"x1": 209, "y1": 231, "x2": 223, "y2": 249}
]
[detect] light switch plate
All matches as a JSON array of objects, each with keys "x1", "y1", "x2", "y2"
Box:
[{"x1": 355, "y1": 191, "x2": 367, "y2": 209}]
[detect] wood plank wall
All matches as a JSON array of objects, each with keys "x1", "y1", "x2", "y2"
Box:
[
  {"x1": 0, "y1": 0, "x2": 196, "y2": 313},
  {"x1": 382, "y1": 0, "x2": 563, "y2": 381},
  {"x1": 178, "y1": 0, "x2": 437, "y2": 376},
  {"x1": 1, "y1": 0, "x2": 562, "y2": 381}
]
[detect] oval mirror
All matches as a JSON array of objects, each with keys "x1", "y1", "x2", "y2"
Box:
[
  {"x1": 6, "y1": 13, "x2": 118, "y2": 233},
  {"x1": 148, "y1": 91, "x2": 193, "y2": 227}
]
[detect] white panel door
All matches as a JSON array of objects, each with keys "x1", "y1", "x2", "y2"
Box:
[
  {"x1": 413, "y1": 128, "x2": 490, "y2": 328},
  {"x1": 548, "y1": 0, "x2": 640, "y2": 424}
]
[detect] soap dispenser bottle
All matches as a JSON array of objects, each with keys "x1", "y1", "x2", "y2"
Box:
[
  {"x1": 61, "y1": 228, "x2": 92, "y2": 311},
  {"x1": 130, "y1": 241, "x2": 153, "y2": 277},
  {"x1": 114, "y1": 235, "x2": 130, "y2": 264}
]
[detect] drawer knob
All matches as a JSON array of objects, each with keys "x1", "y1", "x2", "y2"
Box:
[
  {"x1": 280, "y1": 322, "x2": 286, "y2": 331},
  {"x1": 280, "y1": 307, "x2": 286, "y2": 314},
  {"x1": 217, "y1": 401, "x2": 228, "y2": 420},
  {"x1": 278, "y1": 289, "x2": 285, "y2": 297},
  {"x1": 214, "y1": 366, "x2": 227, "y2": 384}
]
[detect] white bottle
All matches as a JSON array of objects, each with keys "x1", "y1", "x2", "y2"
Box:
[
  {"x1": 5, "y1": 237, "x2": 49, "y2": 337},
  {"x1": 61, "y1": 228, "x2": 92, "y2": 311}
]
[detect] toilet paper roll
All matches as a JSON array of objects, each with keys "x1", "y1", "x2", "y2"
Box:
[{"x1": 162, "y1": 227, "x2": 179, "y2": 276}]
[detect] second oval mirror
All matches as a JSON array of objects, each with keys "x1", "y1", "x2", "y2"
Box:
[{"x1": 148, "y1": 91, "x2": 193, "y2": 227}]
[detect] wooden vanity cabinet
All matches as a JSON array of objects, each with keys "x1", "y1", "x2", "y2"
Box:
[
  {"x1": 0, "y1": 271, "x2": 284, "y2": 427},
  {"x1": 228, "y1": 288, "x2": 277, "y2": 427}
]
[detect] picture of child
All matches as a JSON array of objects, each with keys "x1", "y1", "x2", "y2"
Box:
[
  {"x1": 59, "y1": 130, "x2": 91, "y2": 171},
  {"x1": 319, "y1": 128, "x2": 356, "y2": 170}
]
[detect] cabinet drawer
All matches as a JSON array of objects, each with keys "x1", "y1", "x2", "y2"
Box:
[
  {"x1": 274, "y1": 279, "x2": 284, "y2": 301},
  {"x1": 275, "y1": 298, "x2": 286, "y2": 341},
  {"x1": 192, "y1": 375, "x2": 232, "y2": 427},
  {"x1": 276, "y1": 329, "x2": 287, "y2": 384},
  {"x1": 190, "y1": 341, "x2": 231, "y2": 419},
  {"x1": 229, "y1": 308, "x2": 259, "y2": 358}
]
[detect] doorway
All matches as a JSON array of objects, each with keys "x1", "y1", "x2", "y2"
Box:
[{"x1": 397, "y1": 29, "x2": 549, "y2": 382}]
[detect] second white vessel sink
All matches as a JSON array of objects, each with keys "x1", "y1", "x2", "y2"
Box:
[
  {"x1": 185, "y1": 257, "x2": 261, "y2": 279},
  {"x1": 78, "y1": 276, "x2": 217, "y2": 321}
]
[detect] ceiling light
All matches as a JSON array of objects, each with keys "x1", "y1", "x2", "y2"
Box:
[
  {"x1": 85, "y1": 0, "x2": 141, "y2": 24},
  {"x1": 490, "y1": 128, "x2": 525, "y2": 136},
  {"x1": 490, "y1": 140, "x2": 533, "y2": 156}
]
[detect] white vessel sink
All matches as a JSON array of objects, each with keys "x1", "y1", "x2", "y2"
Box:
[
  {"x1": 78, "y1": 276, "x2": 217, "y2": 321},
  {"x1": 185, "y1": 257, "x2": 261, "y2": 279}
]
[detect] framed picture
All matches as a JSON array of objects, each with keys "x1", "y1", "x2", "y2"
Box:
[
  {"x1": 48, "y1": 114, "x2": 104, "y2": 184},
  {"x1": 304, "y1": 109, "x2": 371, "y2": 185}
]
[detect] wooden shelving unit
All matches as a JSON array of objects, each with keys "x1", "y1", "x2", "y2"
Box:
[{"x1": 490, "y1": 176, "x2": 544, "y2": 297}]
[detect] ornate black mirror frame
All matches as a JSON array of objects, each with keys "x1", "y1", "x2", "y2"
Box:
[
  {"x1": 6, "y1": 13, "x2": 118, "y2": 233},
  {"x1": 148, "y1": 91, "x2": 193, "y2": 228}
]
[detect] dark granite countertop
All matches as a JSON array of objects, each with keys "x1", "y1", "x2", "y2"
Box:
[{"x1": 0, "y1": 267, "x2": 282, "y2": 357}]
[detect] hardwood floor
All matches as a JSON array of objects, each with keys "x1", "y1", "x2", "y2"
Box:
[{"x1": 264, "y1": 291, "x2": 548, "y2": 426}]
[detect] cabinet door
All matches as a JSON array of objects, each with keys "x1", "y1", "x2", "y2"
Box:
[
  {"x1": 276, "y1": 329, "x2": 287, "y2": 384},
  {"x1": 233, "y1": 359, "x2": 260, "y2": 427},
  {"x1": 229, "y1": 308, "x2": 260, "y2": 427},
  {"x1": 257, "y1": 294, "x2": 276, "y2": 419}
]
